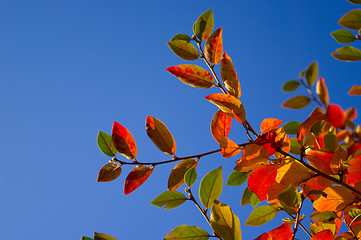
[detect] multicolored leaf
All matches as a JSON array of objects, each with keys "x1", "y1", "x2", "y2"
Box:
[
  {"x1": 97, "y1": 163, "x2": 122, "y2": 182},
  {"x1": 150, "y1": 191, "x2": 188, "y2": 209},
  {"x1": 220, "y1": 52, "x2": 241, "y2": 98},
  {"x1": 276, "y1": 160, "x2": 314, "y2": 186},
  {"x1": 205, "y1": 93, "x2": 246, "y2": 123},
  {"x1": 338, "y1": 9, "x2": 361, "y2": 30},
  {"x1": 332, "y1": 46, "x2": 361, "y2": 61},
  {"x1": 199, "y1": 166, "x2": 223, "y2": 208},
  {"x1": 282, "y1": 95, "x2": 311, "y2": 109},
  {"x1": 168, "y1": 159, "x2": 198, "y2": 190},
  {"x1": 97, "y1": 131, "x2": 117, "y2": 157},
  {"x1": 330, "y1": 29, "x2": 356, "y2": 44},
  {"x1": 112, "y1": 121, "x2": 137, "y2": 159},
  {"x1": 234, "y1": 144, "x2": 269, "y2": 172},
  {"x1": 124, "y1": 165, "x2": 154, "y2": 195},
  {"x1": 146, "y1": 116, "x2": 176, "y2": 155},
  {"x1": 220, "y1": 137, "x2": 242, "y2": 158},
  {"x1": 167, "y1": 65, "x2": 214, "y2": 89},
  {"x1": 193, "y1": 9, "x2": 214, "y2": 40},
  {"x1": 248, "y1": 164, "x2": 279, "y2": 201},
  {"x1": 316, "y1": 77, "x2": 329, "y2": 106},
  {"x1": 306, "y1": 61, "x2": 318, "y2": 86},
  {"x1": 211, "y1": 110, "x2": 232, "y2": 143},
  {"x1": 205, "y1": 27, "x2": 223, "y2": 65},
  {"x1": 164, "y1": 225, "x2": 210, "y2": 240},
  {"x1": 313, "y1": 186, "x2": 355, "y2": 212},
  {"x1": 282, "y1": 80, "x2": 300, "y2": 92},
  {"x1": 245, "y1": 205, "x2": 278, "y2": 226},
  {"x1": 349, "y1": 85, "x2": 361, "y2": 95},
  {"x1": 167, "y1": 40, "x2": 199, "y2": 61}
]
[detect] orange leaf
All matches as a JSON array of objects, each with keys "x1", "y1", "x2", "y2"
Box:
[
  {"x1": 248, "y1": 164, "x2": 279, "y2": 201},
  {"x1": 313, "y1": 186, "x2": 355, "y2": 212},
  {"x1": 304, "y1": 149, "x2": 334, "y2": 175},
  {"x1": 211, "y1": 110, "x2": 232, "y2": 143},
  {"x1": 112, "y1": 121, "x2": 137, "y2": 159},
  {"x1": 276, "y1": 160, "x2": 314, "y2": 186},
  {"x1": 204, "y1": 27, "x2": 223, "y2": 65},
  {"x1": 297, "y1": 112, "x2": 328, "y2": 146},
  {"x1": 234, "y1": 144, "x2": 269, "y2": 172},
  {"x1": 267, "y1": 182, "x2": 289, "y2": 203},
  {"x1": 303, "y1": 176, "x2": 332, "y2": 201},
  {"x1": 146, "y1": 116, "x2": 176, "y2": 155},
  {"x1": 97, "y1": 163, "x2": 122, "y2": 182},
  {"x1": 254, "y1": 129, "x2": 286, "y2": 156},
  {"x1": 124, "y1": 165, "x2": 154, "y2": 195},
  {"x1": 327, "y1": 104, "x2": 346, "y2": 128},
  {"x1": 220, "y1": 52, "x2": 241, "y2": 98},
  {"x1": 316, "y1": 77, "x2": 329, "y2": 106},
  {"x1": 205, "y1": 93, "x2": 246, "y2": 123},
  {"x1": 167, "y1": 64, "x2": 214, "y2": 89},
  {"x1": 311, "y1": 230, "x2": 334, "y2": 240},
  {"x1": 330, "y1": 147, "x2": 348, "y2": 174},
  {"x1": 349, "y1": 85, "x2": 361, "y2": 95},
  {"x1": 168, "y1": 159, "x2": 198, "y2": 191},
  {"x1": 260, "y1": 118, "x2": 283, "y2": 134},
  {"x1": 220, "y1": 137, "x2": 242, "y2": 158},
  {"x1": 345, "y1": 107, "x2": 357, "y2": 121},
  {"x1": 345, "y1": 156, "x2": 361, "y2": 186}
]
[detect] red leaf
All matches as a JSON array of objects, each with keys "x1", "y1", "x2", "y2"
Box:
[
  {"x1": 297, "y1": 112, "x2": 328, "y2": 145},
  {"x1": 112, "y1": 121, "x2": 137, "y2": 159},
  {"x1": 167, "y1": 64, "x2": 214, "y2": 89},
  {"x1": 124, "y1": 165, "x2": 154, "y2": 195},
  {"x1": 254, "y1": 129, "x2": 286, "y2": 156},
  {"x1": 311, "y1": 230, "x2": 333, "y2": 240},
  {"x1": 211, "y1": 110, "x2": 232, "y2": 143},
  {"x1": 304, "y1": 149, "x2": 334, "y2": 175},
  {"x1": 248, "y1": 164, "x2": 279, "y2": 201},
  {"x1": 254, "y1": 223, "x2": 292, "y2": 240},
  {"x1": 345, "y1": 156, "x2": 361, "y2": 186},
  {"x1": 303, "y1": 176, "x2": 332, "y2": 200},
  {"x1": 260, "y1": 118, "x2": 283, "y2": 134},
  {"x1": 326, "y1": 104, "x2": 346, "y2": 128}
]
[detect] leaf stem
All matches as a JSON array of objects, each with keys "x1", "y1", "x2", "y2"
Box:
[
  {"x1": 292, "y1": 199, "x2": 304, "y2": 239},
  {"x1": 300, "y1": 78, "x2": 326, "y2": 110}
]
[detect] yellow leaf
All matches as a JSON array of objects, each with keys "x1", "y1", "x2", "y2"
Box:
[{"x1": 276, "y1": 160, "x2": 314, "y2": 185}]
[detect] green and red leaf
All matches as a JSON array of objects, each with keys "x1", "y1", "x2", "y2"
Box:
[
  {"x1": 205, "y1": 27, "x2": 223, "y2": 65},
  {"x1": 332, "y1": 46, "x2": 361, "y2": 61},
  {"x1": 168, "y1": 159, "x2": 198, "y2": 191},
  {"x1": 146, "y1": 116, "x2": 176, "y2": 155},
  {"x1": 124, "y1": 165, "x2": 154, "y2": 195},
  {"x1": 193, "y1": 9, "x2": 214, "y2": 40},
  {"x1": 167, "y1": 64, "x2": 214, "y2": 89}
]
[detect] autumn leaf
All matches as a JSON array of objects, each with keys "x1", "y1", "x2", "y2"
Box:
[
  {"x1": 112, "y1": 121, "x2": 137, "y2": 159},
  {"x1": 245, "y1": 205, "x2": 278, "y2": 226},
  {"x1": 254, "y1": 223, "x2": 293, "y2": 240},
  {"x1": 220, "y1": 137, "x2": 242, "y2": 158},
  {"x1": 282, "y1": 95, "x2": 311, "y2": 109},
  {"x1": 248, "y1": 164, "x2": 279, "y2": 201},
  {"x1": 345, "y1": 156, "x2": 361, "y2": 186},
  {"x1": 349, "y1": 85, "x2": 361, "y2": 95},
  {"x1": 193, "y1": 9, "x2": 214, "y2": 40},
  {"x1": 221, "y1": 52, "x2": 241, "y2": 98},
  {"x1": 327, "y1": 104, "x2": 346, "y2": 128},
  {"x1": 303, "y1": 176, "x2": 332, "y2": 201},
  {"x1": 316, "y1": 77, "x2": 329, "y2": 106},
  {"x1": 297, "y1": 112, "x2": 328, "y2": 145},
  {"x1": 167, "y1": 64, "x2": 214, "y2": 89},
  {"x1": 211, "y1": 110, "x2": 232, "y2": 143},
  {"x1": 124, "y1": 165, "x2": 154, "y2": 195},
  {"x1": 234, "y1": 144, "x2": 269, "y2": 172},
  {"x1": 94, "y1": 232, "x2": 117, "y2": 240},
  {"x1": 332, "y1": 46, "x2": 361, "y2": 61},
  {"x1": 97, "y1": 163, "x2": 122, "y2": 182},
  {"x1": 205, "y1": 27, "x2": 223, "y2": 65},
  {"x1": 338, "y1": 9, "x2": 361, "y2": 30},
  {"x1": 304, "y1": 149, "x2": 335, "y2": 175},
  {"x1": 260, "y1": 118, "x2": 283, "y2": 134},
  {"x1": 168, "y1": 159, "x2": 198, "y2": 191},
  {"x1": 146, "y1": 116, "x2": 176, "y2": 155},
  {"x1": 311, "y1": 230, "x2": 334, "y2": 240},
  {"x1": 276, "y1": 160, "x2": 314, "y2": 186},
  {"x1": 313, "y1": 186, "x2": 355, "y2": 212},
  {"x1": 164, "y1": 225, "x2": 210, "y2": 240}
]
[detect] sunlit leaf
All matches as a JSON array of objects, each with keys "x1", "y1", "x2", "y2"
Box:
[
  {"x1": 184, "y1": 167, "x2": 197, "y2": 187},
  {"x1": 205, "y1": 93, "x2": 246, "y2": 123},
  {"x1": 168, "y1": 159, "x2": 198, "y2": 191},
  {"x1": 304, "y1": 149, "x2": 334, "y2": 175},
  {"x1": 254, "y1": 223, "x2": 292, "y2": 240},
  {"x1": 165, "y1": 225, "x2": 210, "y2": 240},
  {"x1": 349, "y1": 209, "x2": 361, "y2": 224},
  {"x1": 171, "y1": 33, "x2": 191, "y2": 42},
  {"x1": 97, "y1": 163, "x2": 122, "y2": 182},
  {"x1": 282, "y1": 95, "x2": 310, "y2": 109},
  {"x1": 297, "y1": 111, "x2": 328, "y2": 145},
  {"x1": 248, "y1": 164, "x2": 279, "y2": 201},
  {"x1": 331, "y1": 29, "x2": 356, "y2": 44},
  {"x1": 345, "y1": 157, "x2": 361, "y2": 186},
  {"x1": 220, "y1": 137, "x2": 242, "y2": 158},
  {"x1": 226, "y1": 171, "x2": 247, "y2": 186},
  {"x1": 260, "y1": 118, "x2": 283, "y2": 134},
  {"x1": 324, "y1": 132, "x2": 338, "y2": 151},
  {"x1": 277, "y1": 184, "x2": 301, "y2": 208},
  {"x1": 349, "y1": 85, "x2": 361, "y2": 95},
  {"x1": 234, "y1": 144, "x2": 269, "y2": 172},
  {"x1": 210, "y1": 200, "x2": 242, "y2": 240},
  {"x1": 150, "y1": 191, "x2": 188, "y2": 209},
  {"x1": 205, "y1": 27, "x2": 223, "y2": 65},
  {"x1": 199, "y1": 166, "x2": 223, "y2": 208},
  {"x1": 97, "y1": 131, "x2": 117, "y2": 157},
  {"x1": 282, "y1": 80, "x2": 300, "y2": 92},
  {"x1": 283, "y1": 121, "x2": 301, "y2": 135},
  {"x1": 306, "y1": 61, "x2": 318, "y2": 86},
  {"x1": 193, "y1": 9, "x2": 214, "y2": 40},
  {"x1": 313, "y1": 186, "x2": 355, "y2": 212},
  {"x1": 276, "y1": 160, "x2": 314, "y2": 185},
  {"x1": 241, "y1": 187, "x2": 253, "y2": 206},
  {"x1": 316, "y1": 77, "x2": 329, "y2": 106},
  {"x1": 167, "y1": 64, "x2": 214, "y2": 89},
  {"x1": 146, "y1": 116, "x2": 176, "y2": 155},
  {"x1": 124, "y1": 165, "x2": 154, "y2": 195},
  {"x1": 221, "y1": 52, "x2": 241, "y2": 98},
  {"x1": 311, "y1": 211, "x2": 338, "y2": 222},
  {"x1": 331, "y1": 146, "x2": 349, "y2": 174},
  {"x1": 310, "y1": 220, "x2": 337, "y2": 238},
  {"x1": 332, "y1": 46, "x2": 361, "y2": 61},
  {"x1": 339, "y1": 9, "x2": 361, "y2": 30},
  {"x1": 211, "y1": 110, "x2": 232, "y2": 143},
  {"x1": 112, "y1": 121, "x2": 137, "y2": 159},
  {"x1": 167, "y1": 40, "x2": 199, "y2": 61},
  {"x1": 311, "y1": 230, "x2": 334, "y2": 240},
  {"x1": 94, "y1": 233, "x2": 117, "y2": 240},
  {"x1": 245, "y1": 205, "x2": 278, "y2": 226},
  {"x1": 327, "y1": 104, "x2": 345, "y2": 128}
]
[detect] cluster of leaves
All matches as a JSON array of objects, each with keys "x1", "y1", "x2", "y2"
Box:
[
  {"x1": 84, "y1": 5, "x2": 361, "y2": 240},
  {"x1": 331, "y1": 0, "x2": 361, "y2": 95}
]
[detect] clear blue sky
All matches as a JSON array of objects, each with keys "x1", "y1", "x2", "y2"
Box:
[{"x1": 1, "y1": 1, "x2": 360, "y2": 239}]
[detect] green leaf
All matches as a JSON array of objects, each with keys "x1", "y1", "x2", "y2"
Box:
[
  {"x1": 199, "y1": 166, "x2": 223, "y2": 208},
  {"x1": 290, "y1": 138, "x2": 301, "y2": 155},
  {"x1": 324, "y1": 132, "x2": 338, "y2": 151},
  {"x1": 339, "y1": 9, "x2": 361, "y2": 30},
  {"x1": 283, "y1": 121, "x2": 301, "y2": 135},
  {"x1": 150, "y1": 191, "x2": 188, "y2": 209},
  {"x1": 171, "y1": 34, "x2": 191, "y2": 42},
  {"x1": 165, "y1": 225, "x2": 210, "y2": 240},
  {"x1": 241, "y1": 187, "x2": 253, "y2": 206},
  {"x1": 226, "y1": 171, "x2": 247, "y2": 186},
  {"x1": 167, "y1": 40, "x2": 199, "y2": 61},
  {"x1": 330, "y1": 29, "x2": 356, "y2": 44},
  {"x1": 168, "y1": 158, "x2": 198, "y2": 191},
  {"x1": 251, "y1": 193, "x2": 260, "y2": 208},
  {"x1": 282, "y1": 80, "x2": 300, "y2": 92},
  {"x1": 346, "y1": 0, "x2": 361, "y2": 3},
  {"x1": 97, "y1": 163, "x2": 122, "y2": 182},
  {"x1": 311, "y1": 211, "x2": 338, "y2": 222},
  {"x1": 97, "y1": 131, "x2": 117, "y2": 157},
  {"x1": 81, "y1": 237, "x2": 93, "y2": 240},
  {"x1": 349, "y1": 209, "x2": 361, "y2": 224},
  {"x1": 245, "y1": 205, "x2": 278, "y2": 226},
  {"x1": 305, "y1": 61, "x2": 318, "y2": 86},
  {"x1": 210, "y1": 200, "x2": 242, "y2": 240},
  {"x1": 94, "y1": 233, "x2": 117, "y2": 240},
  {"x1": 185, "y1": 167, "x2": 197, "y2": 187},
  {"x1": 282, "y1": 95, "x2": 311, "y2": 109},
  {"x1": 332, "y1": 46, "x2": 361, "y2": 61},
  {"x1": 193, "y1": 9, "x2": 214, "y2": 41},
  {"x1": 277, "y1": 185, "x2": 301, "y2": 209}
]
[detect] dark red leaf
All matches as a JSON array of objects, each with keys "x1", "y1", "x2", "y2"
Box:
[{"x1": 124, "y1": 165, "x2": 154, "y2": 195}]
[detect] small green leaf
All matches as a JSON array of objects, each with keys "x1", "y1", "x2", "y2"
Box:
[
  {"x1": 251, "y1": 193, "x2": 260, "y2": 208},
  {"x1": 97, "y1": 131, "x2": 117, "y2": 157},
  {"x1": 305, "y1": 62, "x2": 318, "y2": 86},
  {"x1": 171, "y1": 34, "x2": 191, "y2": 42},
  {"x1": 94, "y1": 233, "x2": 117, "y2": 240},
  {"x1": 226, "y1": 171, "x2": 247, "y2": 186},
  {"x1": 241, "y1": 187, "x2": 253, "y2": 206},
  {"x1": 339, "y1": 9, "x2": 361, "y2": 30},
  {"x1": 193, "y1": 9, "x2": 214, "y2": 41},
  {"x1": 346, "y1": 0, "x2": 361, "y2": 4},
  {"x1": 185, "y1": 167, "x2": 197, "y2": 187},
  {"x1": 290, "y1": 138, "x2": 301, "y2": 155},
  {"x1": 324, "y1": 132, "x2": 338, "y2": 151},
  {"x1": 199, "y1": 166, "x2": 223, "y2": 208},
  {"x1": 167, "y1": 40, "x2": 199, "y2": 61},
  {"x1": 349, "y1": 209, "x2": 361, "y2": 224},
  {"x1": 311, "y1": 211, "x2": 338, "y2": 222},
  {"x1": 97, "y1": 163, "x2": 122, "y2": 182},
  {"x1": 165, "y1": 225, "x2": 210, "y2": 240},
  {"x1": 282, "y1": 80, "x2": 300, "y2": 92},
  {"x1": 283, "y1": 121, "x2": 301, "y2": 135},
  {"x1": 277, "y1": 185, "x2": 301, "y2": 209},
  {"x1": 331, "y1": 29, "x2": 356, "y2": 44},
  {"x1": 332, "y1": 46, "x2": 361, "y2": 61},
  {"x1": 81, "y1": 237, "x2": 93, "y2": 240},
  {"x1": 150, "y1": 191, "x2": 187, "y2": 209},
  {"x1": 300, "y1": 70, "x2": 305, "y2": 78},
  {"x1": 282, "y1": 96, "x2": 311, "y2": 109},
  {"x1": 245, "y1": 205, "x2": 278, "y2": 226}
]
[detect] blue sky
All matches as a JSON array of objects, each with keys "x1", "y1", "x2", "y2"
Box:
[{"x1": 1, "y1": 1, "x2": 360, "y2": 239}]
